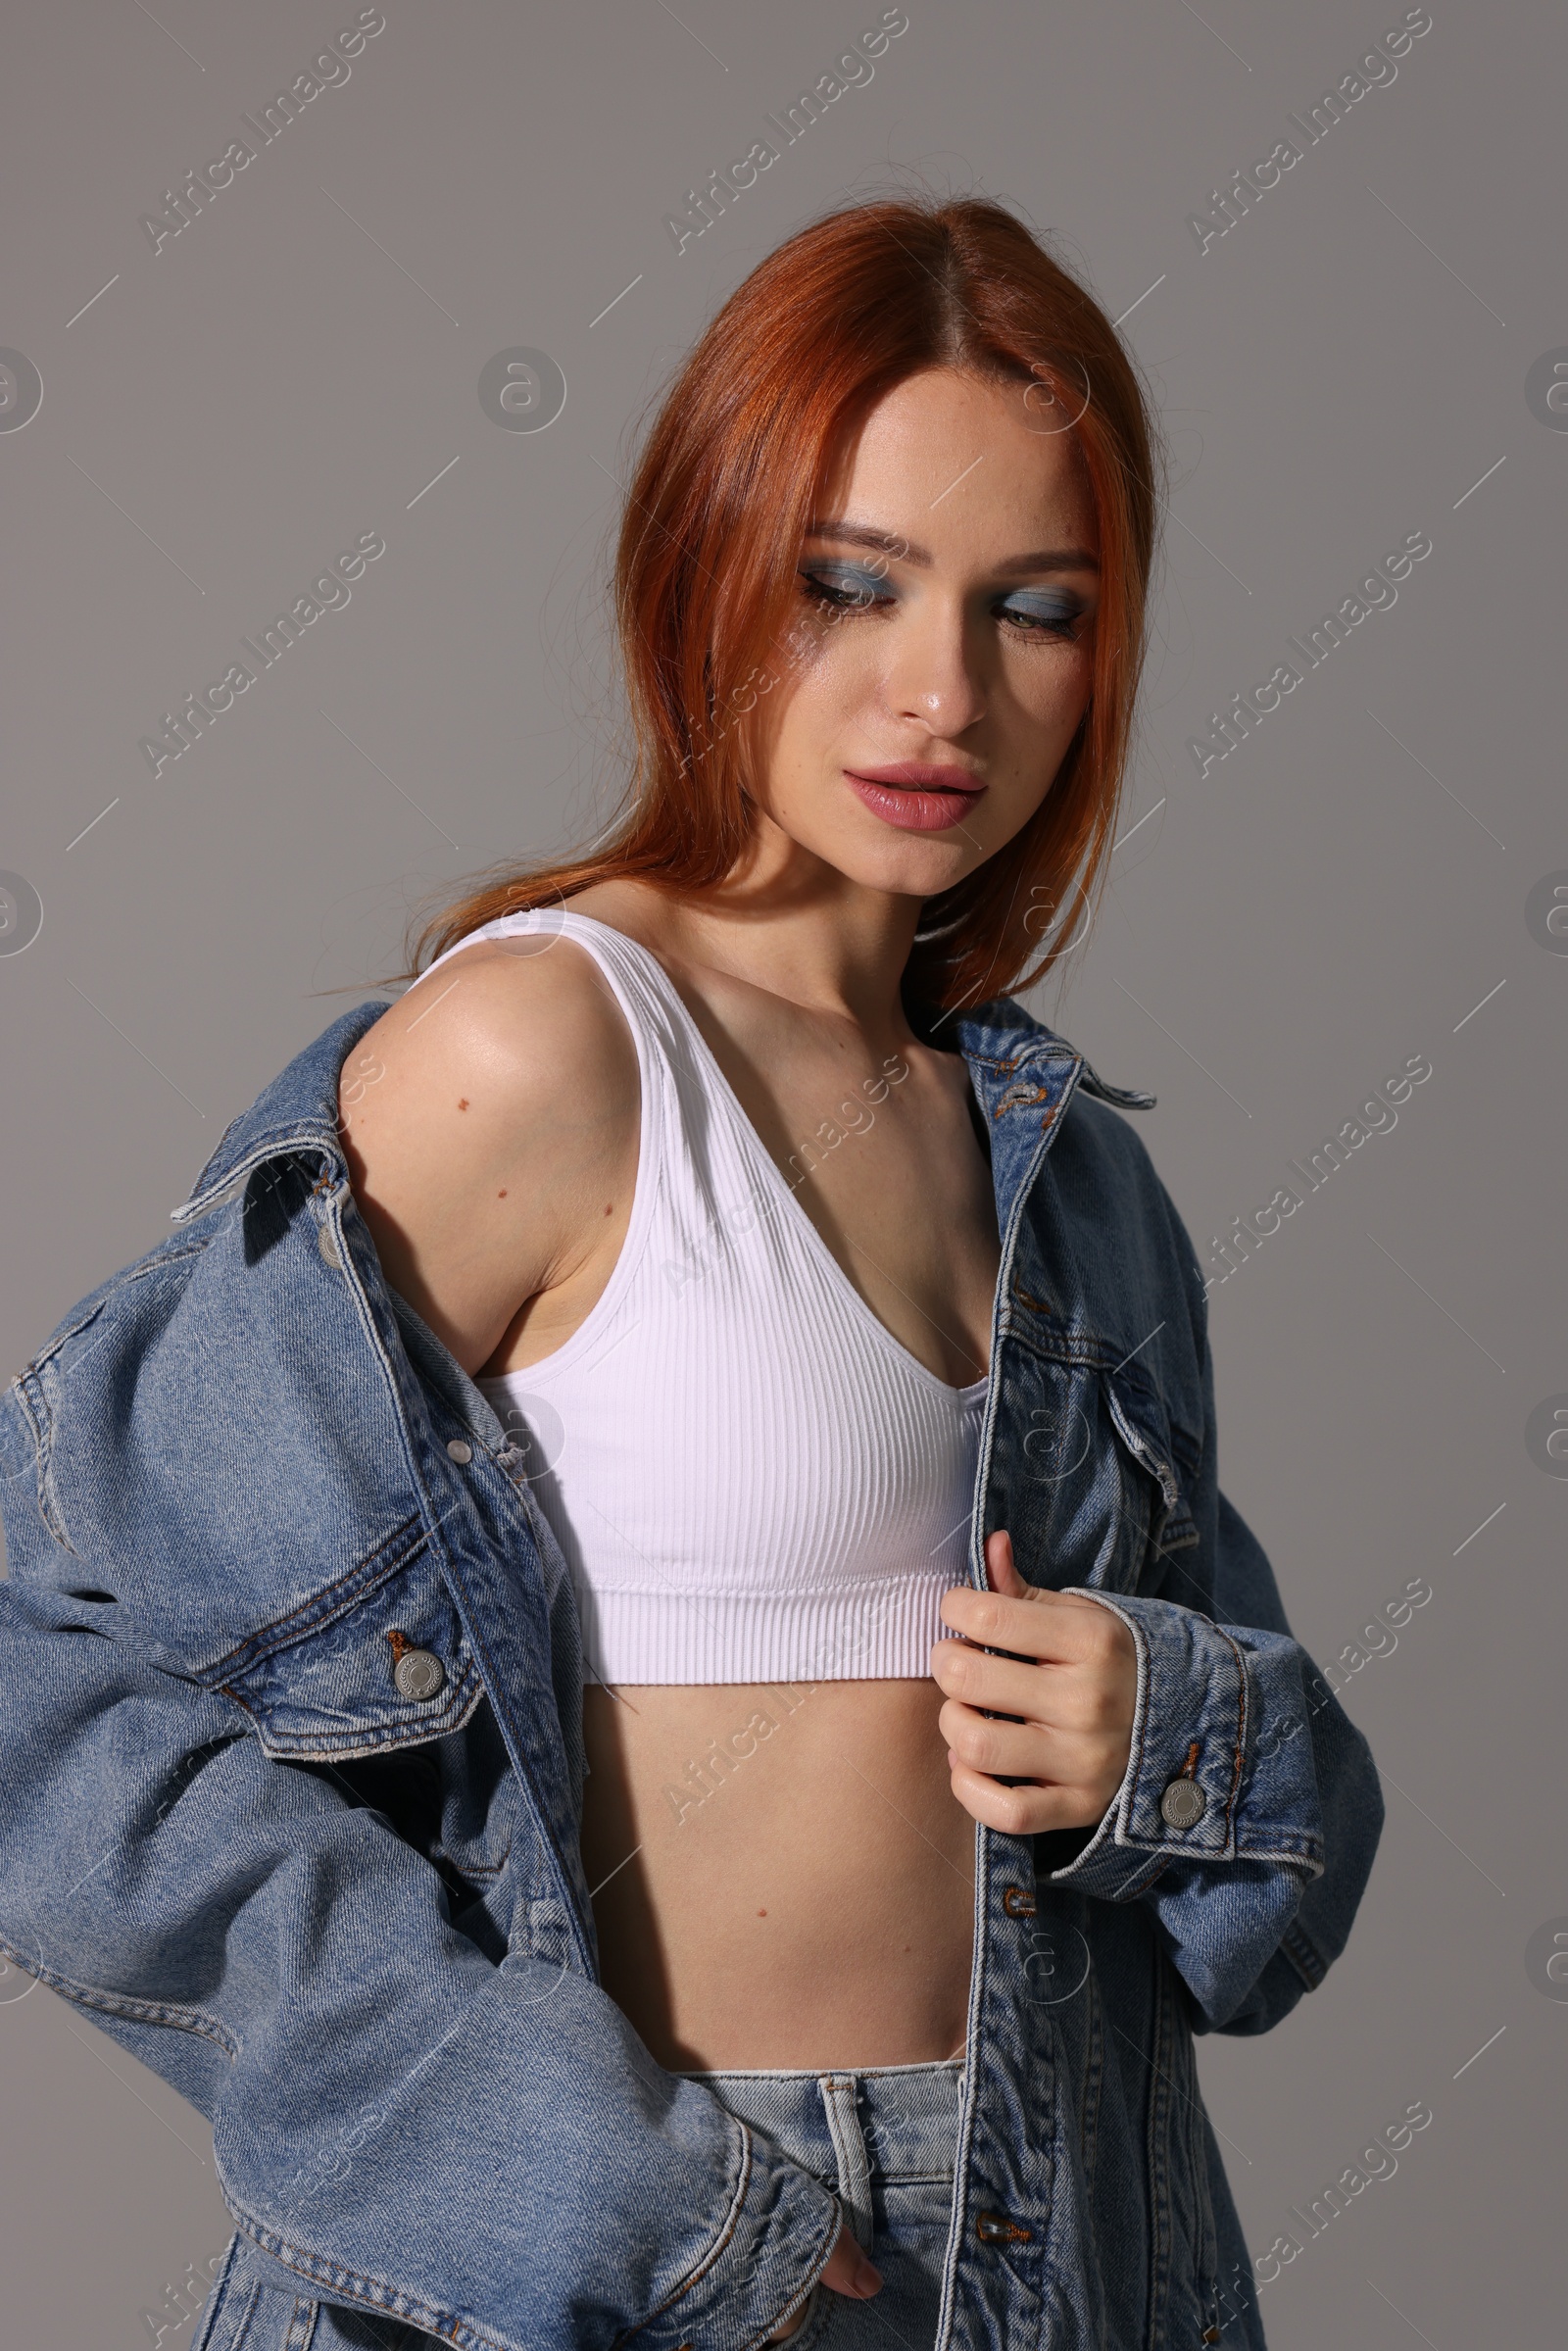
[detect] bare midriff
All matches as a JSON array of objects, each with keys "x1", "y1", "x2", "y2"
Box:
[{"x1": 579, "y1": 1676, "x2": 976, "y2": 2073}]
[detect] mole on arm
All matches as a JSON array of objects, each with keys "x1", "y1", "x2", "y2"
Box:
[
  {"x1": 604, "y1": 1202, "x2": 613, "y2": 1216},
  {"x1": 457, "y1": 1098, "x2": 469, "y2": 1110},
  {"x1": 498, "y1": 1189, "x2": 508, "y2": 1199}
]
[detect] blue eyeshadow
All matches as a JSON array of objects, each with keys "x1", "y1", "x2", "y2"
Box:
[
  {"x1": 801, "y1": 563, "x2": 1085, "y2": 621},
  {"x1": 1000, "y1": 589, "x2": 1083, "y2": 616},
  {"x1": 808, "y1": 563, "x2": 888, "y2": 597}
]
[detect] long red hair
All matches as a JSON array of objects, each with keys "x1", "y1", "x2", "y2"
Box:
[{"x1": 416, "y1": 195, "x2": 1164, "y2": 1012}]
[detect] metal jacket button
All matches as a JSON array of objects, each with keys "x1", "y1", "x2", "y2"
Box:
[
  {"x1": 1159, "y1": 1778, "x2": 1206, "y2": 1828},
  {"x1": 446, "y1": 1439, "x2": 472, "y2": 1464},
  {"x1": 393, "y1": 1648, "x2": 447, "y2": 1701}
]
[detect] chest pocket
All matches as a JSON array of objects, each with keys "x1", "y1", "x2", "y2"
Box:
[
  {"x1": 208, "y1": 1521, "x2": 515, "y2": 1943},
  {"x1": 210, "y1": 1517, "x2": 484, "y2": 1760},
  {"x1": 1102, "y1": 1364, "x2": 1200, "y2": 1587},
  {"x1": 997, "y1": 1345, "x2": 1198, "y2": 1599}
]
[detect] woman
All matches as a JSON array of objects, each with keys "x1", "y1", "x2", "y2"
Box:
[{"x1": 0, "y1": 199, "x2": 1382, "y2": 2351}]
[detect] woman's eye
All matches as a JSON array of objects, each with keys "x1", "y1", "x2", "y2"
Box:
[
  {"x1": 796, "y1": 566, "x2": 1088, "y2": 636},
  {"x1": 798, "y1": 565, "x2": 891, "y2": 612},
  {"x1": 998, "y1": 595, "x2": 1085, "y2": 639}
]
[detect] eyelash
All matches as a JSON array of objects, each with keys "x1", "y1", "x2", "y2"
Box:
[{"x1": 797, "y1": 568, "x2": 1084, "y2": 641}]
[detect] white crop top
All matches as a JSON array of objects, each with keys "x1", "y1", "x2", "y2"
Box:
[{"x1": 428, "y1": 909, "x2": 990, "y2": 1686}]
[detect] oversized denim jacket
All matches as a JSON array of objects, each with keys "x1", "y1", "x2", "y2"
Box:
[{"x1": 0, "y1": 990, "x2": 1383, "y2": 2351}]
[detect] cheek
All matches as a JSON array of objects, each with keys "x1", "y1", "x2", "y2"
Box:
[
  {"x1": 1003, "y1": 639, "x2": 1095, "y2": 734},
  {"x1": 768, "y1": 631, "x2": 882, "y2": 762},
  {"x1": 987, "y1": 645, "x2": 1095, "y2": 798}
]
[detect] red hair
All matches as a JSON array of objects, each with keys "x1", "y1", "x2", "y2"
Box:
[{"x1": 417, "y1": 195, "x2": 1164, "y2": 1012}]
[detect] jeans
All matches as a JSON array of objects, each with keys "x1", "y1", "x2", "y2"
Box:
[{"x1": 674, "y1": 2057, "x2": 965, "y2": 2350}]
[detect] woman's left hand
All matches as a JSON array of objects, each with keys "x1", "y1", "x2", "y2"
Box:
[{"x1": 932, "y1": 1530, "x2": 1138, "y2": 1836}]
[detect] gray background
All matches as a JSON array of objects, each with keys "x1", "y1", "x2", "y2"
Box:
[{"x1": 1, "y1": 2, "x2": 1560, "y2": 2343}]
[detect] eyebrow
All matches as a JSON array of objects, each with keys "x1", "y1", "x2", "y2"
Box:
[{"x1": 804, "y1": 518, "x2": 1101, "y2": 574}]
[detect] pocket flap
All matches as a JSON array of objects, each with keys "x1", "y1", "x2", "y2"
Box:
[
  {"x1": 1102, "y1": 1369, "x2": 1200, "y2": 1557},
  {"x1": 211, "y1": 1522, "x2": 483, "y2": 1759}
]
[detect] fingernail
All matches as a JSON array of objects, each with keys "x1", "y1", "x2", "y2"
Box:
[{"x1": 854, "y1": 2255, "x2": 884, "y2": 2296}]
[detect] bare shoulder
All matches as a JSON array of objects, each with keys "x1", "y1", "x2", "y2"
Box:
[
  {"x1": 348, "y1": 933, "x2": 639, "y2": 1124},
  {"x1": 338, "y1": 933, "x2": 641, "y2": 1371}
]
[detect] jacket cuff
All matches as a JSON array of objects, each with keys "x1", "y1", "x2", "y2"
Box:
[
  {"x1": 1039, "y1": 1589, "x2": 1322, "y2": 1898},
  {"x1": 640, "y1": 2113, "x2": 845, "y2": 2349}
]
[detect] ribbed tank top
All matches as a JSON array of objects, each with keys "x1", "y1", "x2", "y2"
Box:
[{"x1": 428, "y1": 909, "x2": 990, "y2": 1687}]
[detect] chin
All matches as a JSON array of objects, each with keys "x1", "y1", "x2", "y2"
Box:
[{"x1": 809, "y1": 824, "x2": 979, "y2": 898}]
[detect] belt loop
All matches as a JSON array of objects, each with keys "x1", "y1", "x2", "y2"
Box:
[{"x1": 816, "y1": 2074, "x2": 874, "y2": 2253}]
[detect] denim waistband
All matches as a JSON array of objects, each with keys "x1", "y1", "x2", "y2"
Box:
[{"x1": 673, "y1": 2057, "x2": 965, "y2": 2209}]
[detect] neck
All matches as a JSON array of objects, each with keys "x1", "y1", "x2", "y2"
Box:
[{"x1": 653, "y1": 831, "x2": 928, "y2": 1037}]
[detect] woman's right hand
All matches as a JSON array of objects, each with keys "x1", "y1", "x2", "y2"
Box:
[{"x1": 765, "y1": 2218, "x2": 883, "y2": 2341}]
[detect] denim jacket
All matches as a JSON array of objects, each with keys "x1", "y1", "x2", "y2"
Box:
[{"x1": 0, "y1": 990, "x2": 1382, "y2": 2351}]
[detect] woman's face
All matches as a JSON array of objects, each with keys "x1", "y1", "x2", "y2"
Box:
[{"x1": 750, "y1": 366, "x2": 1102, "y2": 899}]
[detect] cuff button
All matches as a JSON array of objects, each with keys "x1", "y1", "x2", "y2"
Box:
[
  {"x1": 1159, "y1": 1778, "x2": 1206, "y2": 1829},
  {"x1": 393, "y1": 1647, "x2": 447, "y2": 1701}
]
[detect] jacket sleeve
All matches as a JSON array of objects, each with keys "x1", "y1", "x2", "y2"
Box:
[
  {"x1": 1038, "y1": 1223, "x2": 1386, "y2": 2038},
  {"x1": 0, "y1": 1383, "x2": 840, "y2": 2350}
]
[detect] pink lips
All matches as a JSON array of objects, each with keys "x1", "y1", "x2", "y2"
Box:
[{"x1": 844, "y1": 762, "x2": 989, "y2": 834}]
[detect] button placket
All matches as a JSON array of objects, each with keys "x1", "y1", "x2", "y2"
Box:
[{"x1": 975, "y1": 2208, "x2": 1033, "y2": 2245}]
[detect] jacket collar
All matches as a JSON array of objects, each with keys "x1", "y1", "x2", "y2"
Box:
[
  {"x1": 172, "y1": 993, "x2": 1154, "y2": 1225},
  {"x1": 172, "y1": 1003, "x2": 386, "y2": 1222},
  {"x1": 945, "y1": 995, "x2": 1156, "y2": 1123},
  {"x1": 932, "y1": 997, "x2": 1153, "y2": 1250}
]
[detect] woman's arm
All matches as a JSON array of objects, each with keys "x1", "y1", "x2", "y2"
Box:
[
  {"x1": 0, "y1": 1541, "x2": 847, "y2": 2343},
  {"x1": 0, "y1": 957, "x2": 862, "y2": 2344},
  {"x1": 335, "y1": 937, "x2": 643, "y2": 1375},
  {"x1": 936, "y1": 1167, "x2": 1385, "y2": 2038},
  {"x1": 1047, "y1": 1365, "x2": 1387, "y2": 2036}
]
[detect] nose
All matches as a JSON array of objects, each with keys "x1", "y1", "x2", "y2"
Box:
[{"x1": 882, "y1": 596, "x2": 987, "y2": 738}]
